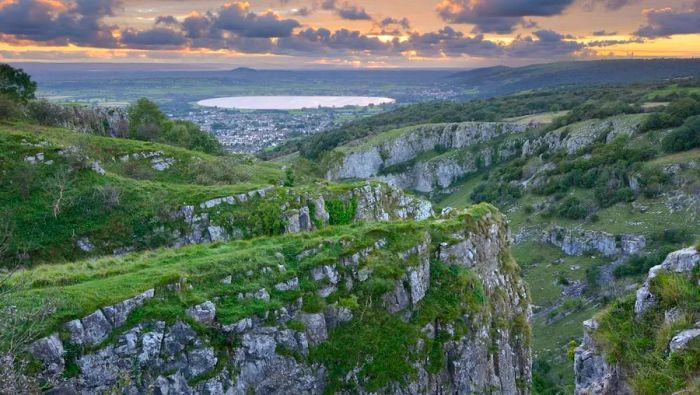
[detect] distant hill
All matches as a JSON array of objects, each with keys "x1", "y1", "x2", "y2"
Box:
[
  {"x1": 448, "y1": 59, "x2": 700, "y2": 97},
  {"x1": 229, "y1": 67, "x2": 258, "y2": 73}
]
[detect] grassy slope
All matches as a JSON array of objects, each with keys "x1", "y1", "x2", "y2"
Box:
[
  {"x1": 0, "y1": 122, "x2": 284, "y2": 264},
  {"x1": 9, "y1": 205, "x2": 509, "y2": 391}
]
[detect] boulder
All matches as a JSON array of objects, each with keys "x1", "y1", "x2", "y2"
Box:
[
  {"x1": 186, "y1": 301, "x2": 216, "y2": 324},
  {"x1": 102, "y1": 288, "x2": 155, "y2": 328},
  {"x1": 26, "y1": 334, "x2": 65, "y2": 375},
  {"x1": 669, "y1": 329, "x2": 700, "y2": 353},
  {"x1": 299, "y1": 313, "x2": 328, "y2": 345}
]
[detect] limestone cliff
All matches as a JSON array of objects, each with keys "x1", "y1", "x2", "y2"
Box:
[
  {"x1": 26, "y1": 205, "x2": 532, "y2": 394},
  {"x1": 324, "y1": 115, "x2": 643, "y2": 195}
]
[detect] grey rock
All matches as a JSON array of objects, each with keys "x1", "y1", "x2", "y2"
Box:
[
  {"x1": 27, "y1": 334, "x2": 65, "y2": 375},
  {"x1": 102, "y1": 288, "x2": 154, "y2": 328},
  {"x1": 186, "y1": 301, "x2": 216, "y2": 324},
  {"x1": 407, "y1": 258, "x2": 430, "y2": 305},
  {"x1": 154, "y1": 372, "x2": 193, "y2": 395},
  {"x1": 274, "y1": 277, "x2": 300, "y2": 291},
  {"x1": 636, "y1": 247, "x2": 699, "y2": 316},
  {"x1": 207, "y1": 226, "x2": 227, "y2": 242},
  {"x1": 139, "y1": 329, "x2": 164, "y2": 365},
  {"x1": 382, "y1": 280, "x2": 410, "y2": 313},
  {"x1": 669, "y1": 329, "x2": 700, "y2": 353},
  {"x1": 91, "y1": 161, "x2": 106, "y2": 175},
  {"x1": 323, "y1": 305, "x2": 353, "y2": 329},
  {"x1": 163, "y1": 321, "x2": 196, "y2": 356},
  {"x1": 299, "y1": 313, "x2": 328, "y2": 345},
  {"x1": 82, "y1": 310, "x2": 113, "y2": 345},
  {"x1": 76, "y1": 238, "x2": 95, "y2": 252},
  {"x1": 186, "y1": 347, "x2": 217, "y2": 378},
  {"x1": 222, "y1": 317, "x2": 254, "y2": 334}
]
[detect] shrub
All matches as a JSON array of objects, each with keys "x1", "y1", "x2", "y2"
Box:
[
  {"x1": 556, "y1": 196, "x2": 591, "y2": 220},
  {"x1": 662, "y1": 116, "x2": 700, "y2": 153},
  {"x1": 326, "y1": 198, "x2": 357, "y2": 225},
  {"x1": 27, "y1": 100, "x2": 71, "y2": 126},
  {"x1": 640, "y1": 112, "x2": 681, "y2": 132},
  {"x1": 470, "y1": 182, "x2": 522, "y2": 204},
  {"x1": 128, "y1": 98, "x2": 167, "y2": 141},
  {"x1": 0, "y1": 94, "x2": 23, "y2": 120}
]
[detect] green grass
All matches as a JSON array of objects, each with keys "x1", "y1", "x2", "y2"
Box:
[
  {"x1": 646, "y1": 85, "x2": 700, "y2": 100},
  {"x1": 4, "y1": 204, "x2": 503, "y2": 337},
  {"x1": 595, "y1": 271, "x2": 700, "y2": 394}
]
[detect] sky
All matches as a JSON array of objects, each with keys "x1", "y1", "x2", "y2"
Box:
[{"x1": 0, "y1": 0, "x2": 699, "y2": 68}]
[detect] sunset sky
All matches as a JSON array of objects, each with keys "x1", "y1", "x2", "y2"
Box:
[{"x1": 0, "y1": 0, "x2": 699, "y2": 68}]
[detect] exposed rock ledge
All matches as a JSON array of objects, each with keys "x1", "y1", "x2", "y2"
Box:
[{"x1": 542, "y1": 226, "x2": 645, "y2": 258}]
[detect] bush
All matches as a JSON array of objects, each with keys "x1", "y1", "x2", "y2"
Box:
[
  {"x1": 640, "y1": 112, "x2": 681, "y2": 132},
  {"x1": 614, "y1": 246, "x2": 676, "y2": 278},
  {"x1": 556, "y1": 196, "x2": 591, "y2": 220},
  {"x1": 128, "y1": 98, "x2": 167, "y2": 141},
  {"x1": 470, "y1": 182, "x2": 522, "y2": 204},
  {"x1": 27, "y1": 100, "x2": 71, "y2": 126},
  {"x1": 0, "y1": 94, "x2": 23, "y2": 120},
  {"x1": 662, "y1": 115, "x2": 700, "y2": 153}
]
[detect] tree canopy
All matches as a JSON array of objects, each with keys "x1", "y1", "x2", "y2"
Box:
[{"x1": 0, "y1": 64, "x2": 37, "y2": 102}]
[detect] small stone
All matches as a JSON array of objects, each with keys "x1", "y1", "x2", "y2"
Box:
[
  {"x1": 274, "y1": 277, "x2": 299, "y2": 291},
  {"x1": 76, "y1": 238, "x2": 95, "y2": 252}
]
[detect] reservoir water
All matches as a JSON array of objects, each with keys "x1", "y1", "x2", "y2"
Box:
[{"x1": 197, "y1": 96, "x2": 395, "y2": 110}]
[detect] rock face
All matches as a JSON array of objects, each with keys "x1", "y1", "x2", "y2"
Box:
[
  {"x1": 27, "y1": 208, "x2": 531, "y2": 394},
  {"x1": 326, "y1": 122, "x2": 529, "y2": 181},
  {"x1": 574, "y1": 247, "x2": 699, "y2": 394},
  {"x1": 543, "y1": 226, "x2": 645, "y2": 258},
  {"x1": 325, "y1": 115, "x2": 642, "y2": 195},
  {"x1": 573, "y1": 319, "x2": 631, "y2": 395}
]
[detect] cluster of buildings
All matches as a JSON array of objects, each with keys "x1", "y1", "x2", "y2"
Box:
[{"x1": 185, "y1": 107, "x2": 372, "y2": 153}]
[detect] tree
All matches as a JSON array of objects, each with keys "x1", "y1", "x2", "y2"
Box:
[
  {"x1": 128, "y1": 98, "x2": 166, "y2": 141},
  {"x1": 0, "y1": 64, "x2": 37, "y2": 103}
]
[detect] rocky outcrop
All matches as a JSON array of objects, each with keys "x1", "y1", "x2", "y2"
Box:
[
  {"x1": 573, "y1": 319, "x2": 630, "y2": 395},
  {"x1": 27, "y1": 208, "x2": 531, "y2": 394},
  {"x1": 325, "y1": 115, "x2": 642, "y2": 196},
  {"x1": 326, "y1": 122, "x2": 529, "y2": 181},
  {"x1": 634, "y1": 247, "x2": 699, "y2": 316},
  {"x1": 521, "y1": 115, "x2": 642, "y2": 157},
  {"x1": 574, "y1": 247, "x2": 699, "y2": 394},
  {"x1": 542, "y1": 226, "x2": 645, "y2": 258}
]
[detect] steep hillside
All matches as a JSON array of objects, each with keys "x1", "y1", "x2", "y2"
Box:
[
  {"x1": 0, "y1": 123, "x2": 432, "y2": 265},
  {"x1": 575, "y1": 247, "x2": 700, "y2": 394},
  {"x1": 15, "y1": 205, "x2": 532, "y2": 394}
]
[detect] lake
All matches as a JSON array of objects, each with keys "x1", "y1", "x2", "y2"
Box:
[{"x1": 196, "y1": 96, "x2": 396, "y2": 110}]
